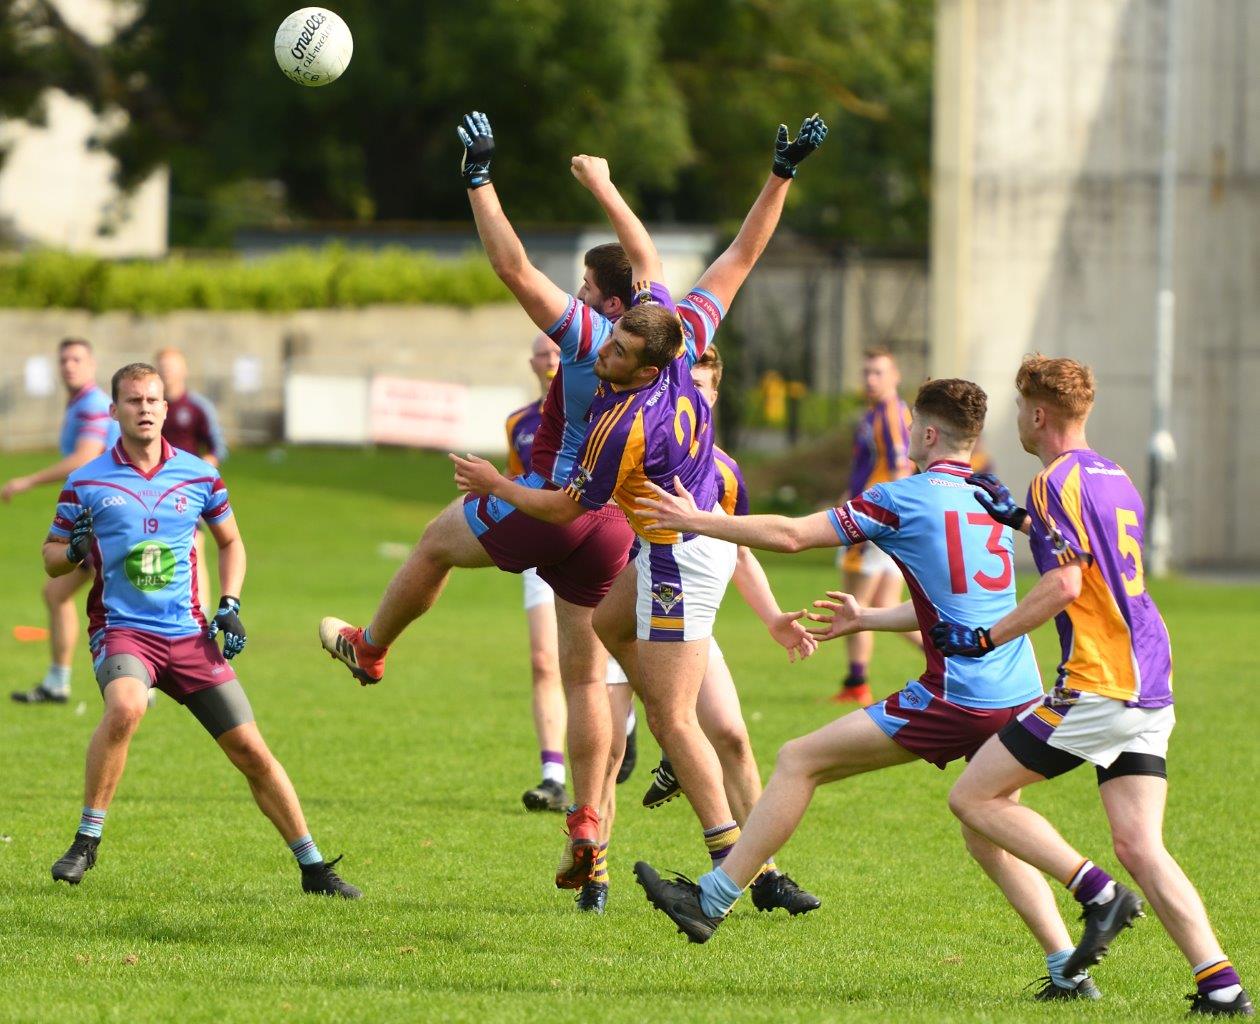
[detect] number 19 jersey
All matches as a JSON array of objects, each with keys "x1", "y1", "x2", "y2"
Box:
[{"x1": 828, "y1": 459, "x2": 1041, "y2": 709}]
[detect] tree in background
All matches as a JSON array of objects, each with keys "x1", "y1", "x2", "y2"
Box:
[{"x1": 0, "y1": 0, "x2": 932, "y2": 247}]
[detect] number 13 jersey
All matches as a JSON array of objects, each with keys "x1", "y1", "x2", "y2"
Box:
[
  {"x1": 1027, "y1": 449, "x2": 1173, "y2": 708},
  {"x1": 828, "y1": 459, "x2": 1041, "y2": 709}
]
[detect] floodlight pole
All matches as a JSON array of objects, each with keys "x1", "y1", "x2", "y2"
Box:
[{"x1": 1147, "y1": 0, "x2": 1179, "y2": 577}]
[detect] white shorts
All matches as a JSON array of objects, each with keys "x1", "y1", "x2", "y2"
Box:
[
  {"x1": 1014, "y1": 690, "x2": 1176, "y2": 769},
  {"x1": 604, "y1": 638, "x2": 724, "y2": 685},
  {"x1": 837, "y1": 540, "x2": 899, "y2": 576},
  {"x1": 634, "y1": 530, "x2": 738, "y2": 643},
  {"x1": 522, "y1": 567, "x2": 554, "y2": 611}
]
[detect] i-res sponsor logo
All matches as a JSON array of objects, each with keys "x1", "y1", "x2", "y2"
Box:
[{"x1": 125, "y1": 541, "x2": 176, "y2": 592}]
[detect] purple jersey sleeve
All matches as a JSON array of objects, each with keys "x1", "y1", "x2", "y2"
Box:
[
  {"x1": 1028, "y1": 464, "x2": 1090, "y2": 566},
  {"x1": 564, "y1": 395, "x2": 643, "y2": 511},
  {"x1": 201, "y1": 477, "x2": 233, "y2": 525},
  {"x1": 827, "y1": 484, "x2": 902, "y2": 547}
]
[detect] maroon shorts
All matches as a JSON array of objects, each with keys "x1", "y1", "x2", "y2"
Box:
[
  {"x1": 91, "y1": 627, "x2": 236, "y2": 702},
  {"x1": 865, "y1": 680, "x2": 1038, "y2": 770},
  {"x1": 463, "y1": 484, "x2": 633, "y2": 608}
]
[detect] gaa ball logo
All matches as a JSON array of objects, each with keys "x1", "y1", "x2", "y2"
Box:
[
  {"x1": 275, "y1": 7, "x2": 353, "y2": 88},
  {"x1": 126, "y1": 541, "x2": 176, "y2": 592}
]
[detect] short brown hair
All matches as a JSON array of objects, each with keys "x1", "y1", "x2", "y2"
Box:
[
  {"x1": 863, "y1": 346, "x2": 894, "y2": 363},
  {"x1": 694, "y1": 345, "x2": 723, "y2": 389},
  {"x1": 1015, "y1": 354, "x2": 1095, "y2": 419},
  {"x1": 111, "y1": 362, "x2": 162, "y2": 401},
  {"x1": 913, "y1": 378, "x2": 987, "y2": 447},
  {"x1": 59, "y1": 337, "x2": 92, "y2": 353},
  {"x1": 584, "y1": 243, "x2": 633, "y2": 309},
  {"x1": 621, "y1": 303, "x2": 684, "y2": 371}
]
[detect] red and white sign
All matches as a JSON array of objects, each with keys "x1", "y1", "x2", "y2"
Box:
[{"x1": 369, "y1": 376, "x2": 467, "y2": 449}]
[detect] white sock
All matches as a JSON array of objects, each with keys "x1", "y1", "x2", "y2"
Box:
[
  {"x1": 43, "y1": 665, "x2": 71, "y2": 692},
  {"x1": 541, "y1": 759, "x2": 566, "y2": 785},
  {"x1": 1087, "y1": 880, "x2": 1117, "y2": 906},
  {"x1": 626, "y1": 706, "x2": 636, "y2": 732}
]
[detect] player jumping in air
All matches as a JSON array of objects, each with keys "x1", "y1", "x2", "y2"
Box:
[
  {"x1": 5, "y1": 338, "x2": 120, "y2": 705},
  {"x1": 632, "y1": 378, "x2": 1096, "y2": 1001},
  {"x1": 45, "y1": 363, "x2": 358, "y2": 898},
  {"x1": 454, "y1": 121, "x2": 827, "y2": 913},
  {"x1": 939, "y1": 356, "x2": 1252, "y2": 1016}
]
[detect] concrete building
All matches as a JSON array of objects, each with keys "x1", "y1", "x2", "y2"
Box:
[
  {"x1": 0, "y1": 0, "x2": 168, "y2": 257},
  {"x1": 932, "y1": 0, "x2": 1260, "y2": 567}
]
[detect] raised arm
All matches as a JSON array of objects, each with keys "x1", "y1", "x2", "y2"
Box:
[
  {"x1": 570, "y1": 156, "x2": 662, "y2": 287},
  {"x1": 693, "y1": 114, "x2": 827, "y2": 311},
  {"x1": 458, "y1": 111, "x2": 570, "y2": 332}
]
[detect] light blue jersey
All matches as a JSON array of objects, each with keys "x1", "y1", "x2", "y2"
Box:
[
  {"x1": 61, "y1": 384, "x2": 120, "y2": 456},
  {"x1": 49, "y1": 440, "x2": 233, "y2": 642},
  {"x1": 827, "y1": 459, "x2": 1041, "y2": 709}
]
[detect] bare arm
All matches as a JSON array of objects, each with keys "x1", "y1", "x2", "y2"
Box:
[
  {"x1": 987, "y1": 562, "x2": 1082, "y2": 646},
  {"x1": 731, "y1": 546, "x2": 816, "y2": 661},
  {"x1": 806, "y1": 592, "x2": 918, "y2": 641},
  {"x1": 467, "y1": 184, "x2": 570, "y2": 332},
  {"x1": 206, "y1": 514, "x2": 246, "y2": 598},
  {"x1": 571, "y1": 156, "x2": 663, "y2": 286},
  {"x1": 450, "y1": 453, "x2": 584, "y2": 525},
  {"x1": 693, "y1": 174, "x2": 792, "y2": 311},
  {"x1": 637, "y1": 478, "x2": 836, "y2": 553},
  {"x1": 42, "y1": 536, "x2": 83, "y2": 578},
  {"x1": 2, "y1": 437, "x2": 105, "y2": 502}
]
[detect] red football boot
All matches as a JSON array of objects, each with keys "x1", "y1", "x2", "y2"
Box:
[
  {"x1": 555, "y1": 804, "x2": 600, "y2": 889},
  {"x1": 831, "y1": 680, "x2": 874, "y2": 706},
  {"x1": 319, "y1": 617, "x2": 387, "y2": 685}
]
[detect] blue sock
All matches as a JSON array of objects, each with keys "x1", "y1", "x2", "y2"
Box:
[
  {"x1": 362, "y1": 625, "x2": 379, "y2": 648},
  {"x1": 289, "y1": 834, "x2": 323, "y2": 866},
  {"x1": 698, "y1": 866, "x2": 742, "y2": 919},
  {"x1": 1046, "y1": 948, "x2": 1077, "y2": 988},
  {"x1": 78, "y1": 807, "x2": 106, "y2": 839},
  {"x1": 44, "y1": 665, "x2": 71, "y2": 693}
]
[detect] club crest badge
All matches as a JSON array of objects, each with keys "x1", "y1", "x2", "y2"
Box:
[
  {"x1": 653, "y1": 584, "x2": 683, "y2": 614},
  {"x1": 174, "y1": 495, "x2": 188, "y2": 514}
]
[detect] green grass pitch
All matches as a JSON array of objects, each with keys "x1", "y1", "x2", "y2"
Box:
[{"x1": 1, "y1": 447, "x2": 1255, "y2": 1023}]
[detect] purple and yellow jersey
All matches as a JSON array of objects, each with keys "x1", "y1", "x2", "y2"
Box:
[
  {"x1": 61, "y1": 384, "x2": 119, "y2": 456},
  {"x1": 49, "y1": 440, "x2": 234, "y2": 642},
  {"x1": 827, "y1": 460, "x2": 1041, "y2": 709},
  {"x1": 714, "y1": 446, "x2": 749, "y2": 518},
  {"x1": 564, "y1": 287, "x2": 724, "y2": 543},
  {"x1": 504, "y1": 399, "x2": 544, "y2": 478},
  {"x1": 1026, "y1": 449, "x2": 1173, "y2": 708},
  {"x1": 848, "y1": 398, "x2": 912, "y2": 497}
]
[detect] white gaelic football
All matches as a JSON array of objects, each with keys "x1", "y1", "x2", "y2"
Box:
[{"x1": 274, "y1": 8, "x2": 353, "y2": 88}]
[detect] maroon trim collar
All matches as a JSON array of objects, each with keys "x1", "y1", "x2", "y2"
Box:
[
  {"x1": 111, "y1": 438, "x2": 177, "y2": 480},
  {"x1": 928, "y1": 459, "x2": 973, "y2": 476}
]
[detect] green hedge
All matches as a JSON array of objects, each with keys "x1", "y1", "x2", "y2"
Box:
[{"x1": 0, "y1": 246, "x2": 511, "y2": 312}]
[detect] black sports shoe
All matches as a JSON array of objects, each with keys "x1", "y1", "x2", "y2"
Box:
[
  {"x1": 633, "y1": 861, "x2": 723, "y2": 944},
  {"x1": 51, "y1": 833, "x2": 99, "y2": 884},
  {"x1": 617, "y1": 719, "x2": 637, "y2": 784},
  {"x1": 575, "y1": 881, "x2": 608, "y2": 914},
  {"x1": 642, "y1": 759, "x2": 680, "y2": 809},
  {"x1": 12, "y1": 685, "x2": 69, "y2": 705},
  {"x1": 1063, "y1": 883, "x2": 1144, "y2": 977},
  {"x1": 522, "y1": 778, "x2": 568, "y2": 812},
  {"x1": 1031, "y1": 975, "x2": 1102, "y2": 1001},
  {"x1": 749, "y1": 870, "x2": 821, "y2": 916},
  {"x1": 300, "y1": 855, "x2": 362, "y2": 899},
  {"x1": 1187, "y1": 989, "x2": 1255, "y2": 1016}
]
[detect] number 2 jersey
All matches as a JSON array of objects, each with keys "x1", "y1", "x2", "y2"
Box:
[
  {"x1": 1027, "y1": 449, "x2": 1172, "y2": 708},
  {"x1": 49, "y1": 440, "x2": 234, "y2": 642},
  {"x1": 828, "y1": 459, "x2": 1041, "y2": 709}
]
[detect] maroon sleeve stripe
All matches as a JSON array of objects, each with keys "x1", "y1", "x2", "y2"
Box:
[
  {"x1": 210, "y1": 478, "x2": 227, "y2": 494},
  {"x1": 203, "y1": 501, "x2": 231, "y2": 520},
  {"x1": 851, "y1": 497, "x2": 900, "y2": 529},
  {"x1": 58, "y1": 489, "x2": 80, "y2": 504},
  {"x1": 575, "y1": 305, "x2": 594, "y2": 360},
  {"x1": 53, "y1": 515, "x2": 74, "y2": 531}
]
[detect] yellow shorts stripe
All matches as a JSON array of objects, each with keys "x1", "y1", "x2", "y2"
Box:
[{"x1": 649, "y1": 616, "x2": 684, "y2": 630}]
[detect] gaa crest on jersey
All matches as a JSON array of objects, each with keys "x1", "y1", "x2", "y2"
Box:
[
  {"x1": 125, "y1": 541, "x2": 175, "y2": 592},
  {"x1": 653, "y1": 583, "x2": 683, "y2": 614}
]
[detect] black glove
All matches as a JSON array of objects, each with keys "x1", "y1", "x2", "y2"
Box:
[
  {"x1": 208, "y1": 595, "x2": 247, "y2": 660},
  {"x1": 772, "y1": 113, "x2": 829, "y2": 179},
  {"x1": 930, "y1": 621, "x2": 996, "y2": 658},
  {"x1": 456, "y1": 111, "x2": 494, "y2": 189},
  {"x1": 66, "y1": 506, "x2": 94, "y2": 564},
  {"x1": 968, "y1": 472, "x2": 1028, "y2": 531}
]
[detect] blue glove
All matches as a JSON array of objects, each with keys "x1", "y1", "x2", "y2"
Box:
[
  {"x1": 208, "y1": 595, "x2": 247, "y2": 660},
  {"x1": 968, "y1": 472, "x2": 1028, "y2": 531},
  {"x1": 930, "y1": 621, "x2": 995, "y2": 658},
  {"x1": 456, "y1": 111, "x2": 494, "y2": 189},
  {"x1": 772, "y1": 113, "x2": 828, "y2": 179},
  {"x1": 65, "y1": 506, "x2": 94, "y2": 564}
]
